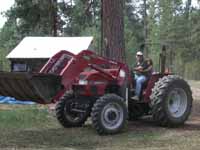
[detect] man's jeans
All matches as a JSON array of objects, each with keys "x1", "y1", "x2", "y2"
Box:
[{"x1": 134, "y1": 74, "x2": 147, "y2": 97}]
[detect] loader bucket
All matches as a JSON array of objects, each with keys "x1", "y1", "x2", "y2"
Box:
[{"x1": 0, "y1": 72, "x2": 62, "y2": 104}]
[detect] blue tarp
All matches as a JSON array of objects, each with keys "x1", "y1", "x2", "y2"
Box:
[{"x1": 0, "y1": 96, "x2": 35, "y2": 105}]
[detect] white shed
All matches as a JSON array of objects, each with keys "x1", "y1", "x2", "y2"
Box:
[{"x1": 7, "y1": 36, "x2": 93, "y2": 72}]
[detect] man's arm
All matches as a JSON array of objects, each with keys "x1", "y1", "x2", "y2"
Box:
[
  {"x1": 140, "y1": 65, "x2": 153, "y2": 73},
  {"x1": 134, "y1": 66, "x2": 142, "y2": 70}
]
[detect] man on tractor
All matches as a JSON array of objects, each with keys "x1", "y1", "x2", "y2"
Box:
[{"x1": 132, "y1": 51, "x2": 153, "y2": 100}]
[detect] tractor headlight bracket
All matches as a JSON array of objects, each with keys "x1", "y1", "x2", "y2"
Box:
[
  {"x1": 78, "y1": 80, "x2": 88, "y2": 85},
  {"x1": 119, "y1": 69, "x2": 126, "y2": 78}
]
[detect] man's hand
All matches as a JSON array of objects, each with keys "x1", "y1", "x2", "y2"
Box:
[{"x1": 134, "y1": 66, "x2": 143, "y2": 72}]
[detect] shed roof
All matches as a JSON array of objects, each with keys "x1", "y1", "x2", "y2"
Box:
[{"x1": 6, "y1": 36, "x2": 93, "y2": 59}]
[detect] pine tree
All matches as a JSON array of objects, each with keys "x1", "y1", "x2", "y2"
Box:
[{"x1": 101, "y1": 0, "x2": 125, "y2": 62}]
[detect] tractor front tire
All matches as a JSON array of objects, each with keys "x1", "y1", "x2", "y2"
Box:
[
  {"x1": 55, "y1": 92, "x2": 90, "y2": 127},
  {"x1": 91, "y1": 94, "x2": 128, "y2": 135},
  {"x1": 150, "y1": 75, "x2": 193, "y2": 127}
]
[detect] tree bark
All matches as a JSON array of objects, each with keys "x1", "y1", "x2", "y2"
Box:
[
  {"x1": 143, "y1": 0, "x2": 148, "y2": 56},
  {"x1": 185, "y1": 0, "x2": 192, "y2": 20},
  {"x1": 52, "y1": 0, "x2": 58, "y2": 37},
  {"x1": 101, "y1": 0, "x2": 125, "y2": 62}
]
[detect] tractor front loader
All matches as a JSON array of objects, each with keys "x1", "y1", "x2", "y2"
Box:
[{"x1": 0, "y1": 48, "x2": 193, "y2": 135}]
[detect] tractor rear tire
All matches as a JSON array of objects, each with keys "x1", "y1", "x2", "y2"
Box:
[
  {"x1": 55, "y1": 92, "x2": 90, "y2": 127},
  {"x1": 91, "y1": 94, "x2": 128, "y2": 135},
  {"x1": 150, "y1": 75, "x2": 193, "y2": 127}
]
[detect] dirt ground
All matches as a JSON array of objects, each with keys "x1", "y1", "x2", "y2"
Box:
[{"x1": 0, "y1": 80, "x2": 200, "y2": 150}]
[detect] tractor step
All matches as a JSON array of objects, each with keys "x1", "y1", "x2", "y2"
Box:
[
  {"x1": 130, "y1": 89, "x2": 135, "y2": 92},
  {"x1": 129, "y1": 97, "x2": 146, "y2": 103}
]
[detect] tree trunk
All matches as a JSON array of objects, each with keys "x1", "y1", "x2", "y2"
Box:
[
  {"x1": 52, "y1": 0, "x2": 58, "y2": 37},
  {"x1": 185, "y1": 0, "x2": 192, "y2": 20},
  {"x1": 101, "y1": 0, "x2": 125, "y2": 62},
  {"x1": 143, "y1": 0, "x2": 148, "y2": 56}
]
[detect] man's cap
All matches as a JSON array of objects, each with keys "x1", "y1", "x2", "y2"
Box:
[{"x1": 136, "y1": 51, "x2": 143, "y2": 56}]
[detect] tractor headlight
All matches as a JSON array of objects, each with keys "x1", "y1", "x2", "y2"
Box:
[
  {"x1": 119, "y1": 69, "x2": 126, "y2": 78},
  {"x1": 78, "y1": 80, "x2": 88, "y2": 85}
]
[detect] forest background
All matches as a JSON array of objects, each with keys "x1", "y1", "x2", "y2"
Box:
[{"x1": 0, "y1": 0, "x2": 199, "y2": 80}]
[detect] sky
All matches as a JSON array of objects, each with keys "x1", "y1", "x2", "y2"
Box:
[
  {"x1": 0, "y1": 0, "x2": 199, "y2": 28},
  {"x1": 0, "y1": 0, "x2": 14, "y2": 28}
]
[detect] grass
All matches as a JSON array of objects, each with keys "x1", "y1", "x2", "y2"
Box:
[
  {"x1": 0, "y1": 104, "x2": 200, "y2": 150},
  {"x1": 0, "y1": 106, "x2": 52, "y2": 129},
  {"x1": 0, "y1": 80, "x2": 199, "y2": 150},
  {"x1": 0, "y1": 105, "x2": 161, "y2": 150}
]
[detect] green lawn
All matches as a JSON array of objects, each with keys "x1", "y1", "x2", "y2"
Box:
[{"x1": 0, "y1": 103, "x2": 200, "y2": 150}]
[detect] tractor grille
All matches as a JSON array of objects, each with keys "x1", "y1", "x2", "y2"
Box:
[{"x1": 73, "y1": 85, "x2": 85, "y2": 95}]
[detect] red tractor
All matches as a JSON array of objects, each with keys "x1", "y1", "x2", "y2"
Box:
[{"x1": 0, "y1": 47, "x2": 193, "y2": 135}]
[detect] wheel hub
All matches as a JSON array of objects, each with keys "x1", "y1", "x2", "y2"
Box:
[
  {"x1": 104, "y1": 107, "x2": 119, "y2": 124},
  {"x1": 167, "y1": 88, "x2": 188, "y2": 118},
  {"x1": 107, "y1": 111, "x2": 117, "y2": 121},
  {"x1": 101, "y1": 103, "x2": 124, "y2": 130}
]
